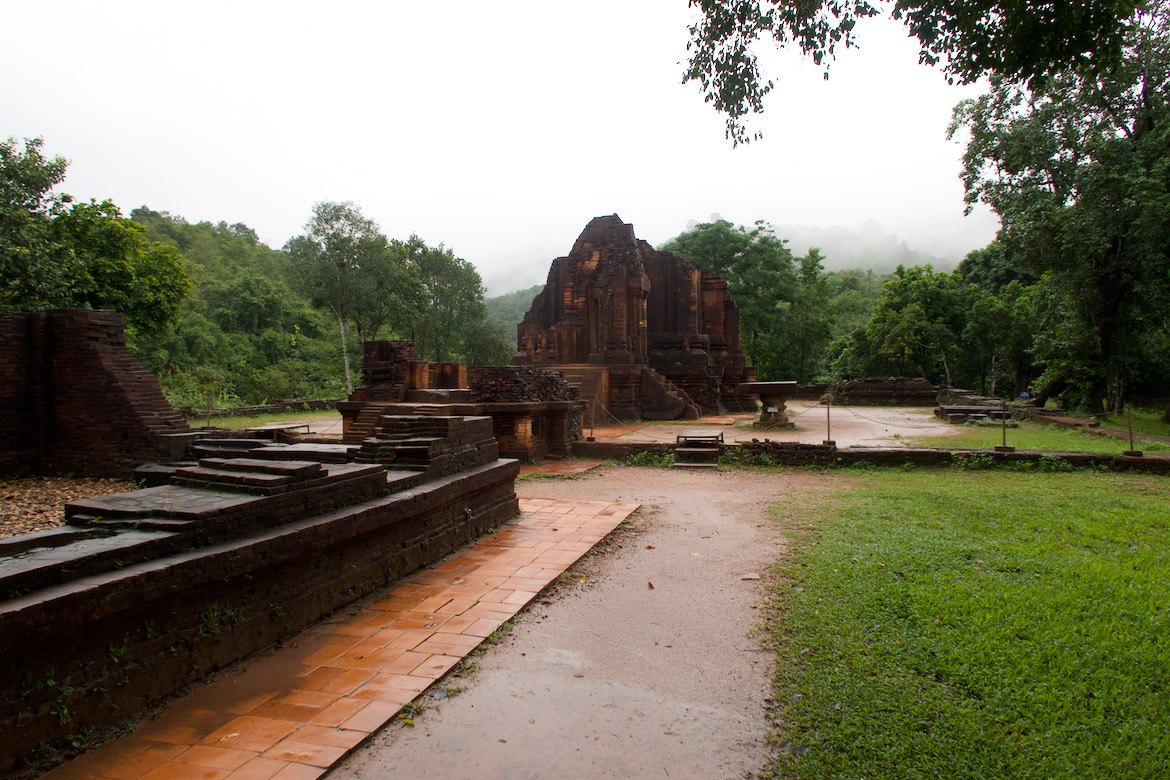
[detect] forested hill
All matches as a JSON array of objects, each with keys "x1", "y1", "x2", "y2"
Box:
[
  {"x1": 129, "y1": 207, "x2": 513, "y2": 408},
  {"x1": 131, "y1": 208, "x2": 346, "y2": 406},
  {"x1": 485, "y1": 284, "x2": 543, "y2": 347}
]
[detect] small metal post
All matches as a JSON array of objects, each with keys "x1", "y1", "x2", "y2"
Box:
[
  {"x1": 823, "y1": 398, "x2": 835, "y2": 448},
  {"x1": 1124, "y1": 405, "x2": 1142, "y2": 457},
  {"x1": 994, "y1": 400, "x2": 1014, "y2": 452}
]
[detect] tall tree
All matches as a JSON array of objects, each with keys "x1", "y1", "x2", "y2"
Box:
[
  {"x1": 284, "y1": 201, "x2": 392, "y2": 393},
  {"x1": 0, "y1": 138, "x2": 190, "y2": 333},
  {"x1": 50, "y1": 199, "x2": 189, "y2": 336},
  {"x1": 685, "y1": 0, "x2": 1138, "y2": 144},
  {"x1": 662, "y1": 219, "x2": 823, "y2": 380},
  {"x1": 789, "y1": 249, "x2": 835, "y2": 382},
  {"x1": 405, "y1": 239, "x2": 498, "y2": 363},
  {"x1": 949, "y1": 2, "x2": 1170, "y2": 411},
  {"x1": 0, "y1": 137, "x2": 74, "y2": 309}
]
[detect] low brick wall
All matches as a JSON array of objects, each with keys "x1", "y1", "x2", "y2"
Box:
[
  {"x1": 572, "y1": 441, "x2": 674, "y2": 460},
  {"x1": 790, "y1": 378, "x2": 941, "y2": 405},
  {"x1": 0, "y1": 460, "x2": 519, "y2": 774},
  {"x1": 732, "y1": 441, "x2": 1169, "y2": 472},
  {"x1": 570, "y1": 440, "x2": 1168, "y2": 473}
]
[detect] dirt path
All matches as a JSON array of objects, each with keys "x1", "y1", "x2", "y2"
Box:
[
  {"x1": 331, "y1": 467, "x2": 834, "y2": 780},
  {"x1": 608, "y1": 402, "x2": 959, "y2": 447}
]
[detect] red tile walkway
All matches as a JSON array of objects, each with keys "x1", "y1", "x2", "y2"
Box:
[
  {"x1": 40, "y1": 497, "x2": 639, "y2": 780},
  {"x1": 516, "y1": 459, "x2": 602, "y2": 477}
]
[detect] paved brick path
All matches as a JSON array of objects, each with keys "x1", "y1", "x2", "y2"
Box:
[{"x1": 41, "y1": 497, "x2": 638, "y2": 780}]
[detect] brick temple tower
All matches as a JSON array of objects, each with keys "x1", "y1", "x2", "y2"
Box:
[{"x1": 514, "y1": 215, "x2": 756, "y2": 423}]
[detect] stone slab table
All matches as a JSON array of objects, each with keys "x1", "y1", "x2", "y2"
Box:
[{"x1": 737, "y1": 381, "x2": 798, "y2": 429}]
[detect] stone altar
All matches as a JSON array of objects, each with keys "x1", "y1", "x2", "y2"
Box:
[{"x1": 738, "y1": 380, "x2": 798, "y2": 429}]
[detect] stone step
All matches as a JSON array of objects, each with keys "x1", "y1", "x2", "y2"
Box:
[{"x1": 195, "y1": 458, "x2": 325, "y2": 478}]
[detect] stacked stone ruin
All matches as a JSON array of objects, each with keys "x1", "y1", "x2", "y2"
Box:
[
  {"x1": 338, "y1": 341, "x2": 584, "y2": 462},
  {"x1": 513, "y1": 215, "x2": 758, "y2": 424}
]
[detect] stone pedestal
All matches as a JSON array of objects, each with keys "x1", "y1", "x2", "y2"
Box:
[{"x1": 738, "y1": 381, "x2": 798, "y2": 429}]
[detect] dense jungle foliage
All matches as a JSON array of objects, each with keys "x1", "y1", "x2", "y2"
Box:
[{"x1": 130, "y1": 205, "x2": 513, "y2": 406}]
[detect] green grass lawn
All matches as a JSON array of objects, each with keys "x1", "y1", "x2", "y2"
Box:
[
  {"x1": 1094, "y1": 407, "x2": 1170, "y2": 438},
  {"x1": 909, "y1": 421, "x2": 1170, "y2": 454},
  {"x1": 186, "y1": 409, "x2": 342, "y2": 431},
  {"x1": 766, "y1": 470, "x2": 1170, "y2": 780}
]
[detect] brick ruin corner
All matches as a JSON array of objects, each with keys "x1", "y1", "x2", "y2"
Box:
[{"x1": 0, "y1": 308, "x2": 196, "y2": 477}]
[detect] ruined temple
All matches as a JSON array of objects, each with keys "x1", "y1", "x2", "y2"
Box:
[{"x1": 514, "y1": 215, "x2": 757, "y2": 422}]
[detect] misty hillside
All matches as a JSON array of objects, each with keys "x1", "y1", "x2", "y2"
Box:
[
  {"x1": 485, "y1": 284, "x2": 543, "y2": 347},
  {"x1": 778, "y1": 221, "x2": 955, "y2": 274}
]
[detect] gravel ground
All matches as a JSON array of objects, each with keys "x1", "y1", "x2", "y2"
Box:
[{"x1": 0, "y1": 476, "x2": 135, "y2": 539}]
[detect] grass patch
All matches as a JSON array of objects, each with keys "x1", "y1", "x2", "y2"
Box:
[
  {"x1": 1094, "y1": 407, "x2": 1170, "y2": 438},
  {"x1": 909, "y1": 421, "x2": 1170, "y2": 453},
  {"x1": 624, "y1": 450, "x2": 676, "y2": 468},
  {"x1": 766, "y1": 470, "x2": 1170, "y2": 780},
  {"x1": 186, "y1": 409, "x2": 341, "y2": 430}
]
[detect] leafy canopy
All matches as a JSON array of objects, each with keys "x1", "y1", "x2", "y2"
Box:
[
  {"x1": 948, "y1": 1, "x2": 1170, "y2": 410},
  {"x1": 661, "y1": 219, "x2": 835, "y2": 382},
  {"x1": 685, "y1": 0, "x2": 1138, "y2": 144},
  {"x1": 0, "y1": 137, "x2": 190, "y2": 335}
]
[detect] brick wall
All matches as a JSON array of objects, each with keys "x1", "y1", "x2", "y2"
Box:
[
  {"x1": 0, "y1": 309, "x2": 193, "y2": 477},
  {"x1": 468, "y1": 365, "x2": 579, "y2": 403}
]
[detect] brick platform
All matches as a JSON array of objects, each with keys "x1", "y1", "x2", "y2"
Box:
[{"x1": 37, "y1": 497, "x2": 639, "y2": 780}]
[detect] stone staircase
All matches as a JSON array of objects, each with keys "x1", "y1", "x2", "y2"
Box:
[
  {"x1": 673, "y1": 429, "x2": 723, "y2": 468},
  {"x1": 641, "y1": 368, "x2": 701, "y2": 421},
  {"x1": 341, "y1": 401, "x2": 395, "y2": 445},
  {"x1": 355, "y1": 414, "x2": 499, "y2": 478}
]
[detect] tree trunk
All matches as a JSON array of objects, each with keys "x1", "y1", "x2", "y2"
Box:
[
  {"x1": 1032, "y1": 376, "x2": 1068, "y2": 409},
  {"x1": 1086, "y1": 245, "x2": 1130, "y2": 415},
  {"x1": 335, "y1": 308, "x2": 353, "y2": 395}
]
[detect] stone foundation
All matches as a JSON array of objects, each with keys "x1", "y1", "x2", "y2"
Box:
[
  {"x1": 790, "y1": 378, "x2": 941, "y2": 405},
  {"x1": 0, "y1": 316, "x2": 532, "y2": 774}
]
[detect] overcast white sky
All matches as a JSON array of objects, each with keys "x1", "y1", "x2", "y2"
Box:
[{"x1": 3, "y1": 1, "x2": 999, "y2": 294}]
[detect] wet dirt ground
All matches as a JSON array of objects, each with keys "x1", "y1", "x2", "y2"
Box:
[
  {"x1": 330, "y1": 467, "x2": 838, "y2": 780},
  {"x1": 612, "y1": 401, "x2": 960, "y2": 447}
]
